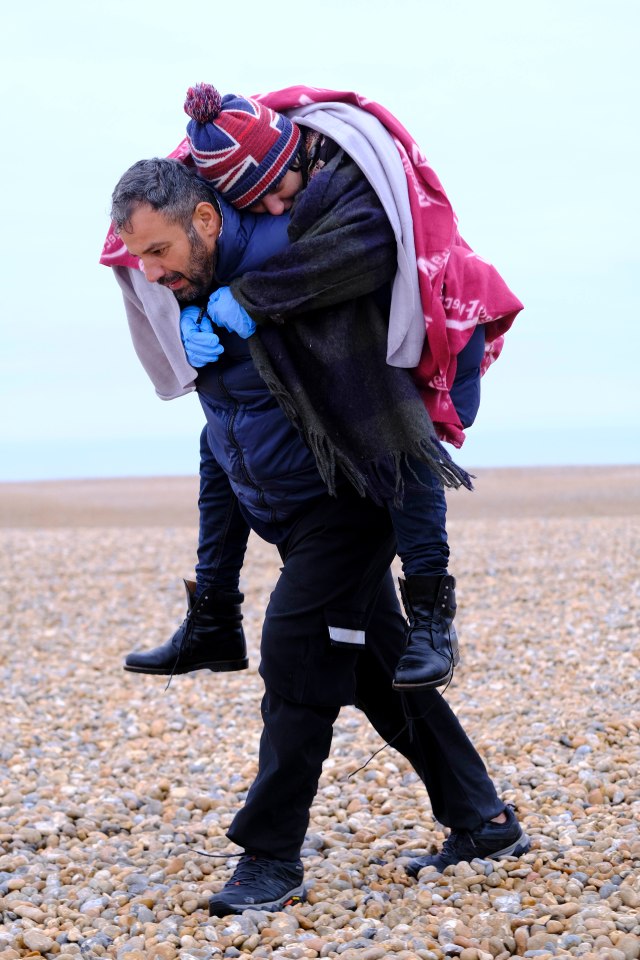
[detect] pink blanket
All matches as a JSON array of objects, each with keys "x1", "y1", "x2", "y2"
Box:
[{"x1": 101, "y1": 86, "x2": 523, "y2": 446}]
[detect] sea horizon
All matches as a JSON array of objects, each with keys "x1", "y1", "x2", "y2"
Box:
[{"x1": 2, "y1": 426, "x2": 638, "y2": 484}]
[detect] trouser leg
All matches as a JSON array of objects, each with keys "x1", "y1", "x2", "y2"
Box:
[
  {"x1": 227, "y1": 488, "x2": 396, "y2": 859},
  {"x1": 227, "y1": 690, "x2": 339, "y2": 860},
  {"x1": 355, "y1": 572, "x2": 504, "y2": 830}
]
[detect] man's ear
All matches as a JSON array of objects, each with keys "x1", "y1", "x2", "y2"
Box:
[{"x1": 193, "y1": 201, "x2": 221, "y2": 239}]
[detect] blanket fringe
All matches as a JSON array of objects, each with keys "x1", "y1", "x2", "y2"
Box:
[
  {"x1": 251, "y1": 343, "x2": 473, "y2": 505},
  {"x1": 417, "y1": 436, "x2": 475, "y2": 492}
]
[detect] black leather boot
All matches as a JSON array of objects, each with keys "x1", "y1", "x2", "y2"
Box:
[
  {"x1": 392, "y1": 574, "x2": 460, "y2": 689},
  {"x1": 124, "y1": 580, "x2": 249, "y2": 675}
]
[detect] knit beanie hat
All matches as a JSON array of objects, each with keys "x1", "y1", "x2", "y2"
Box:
[{"x1": 184, "y1": 83, "x2": 301, "y2": 209}]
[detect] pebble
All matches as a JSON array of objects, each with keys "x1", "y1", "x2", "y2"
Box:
[
  {"x1": 1, "y1": 510, "x2": 639, "y2": 959},
  {"x1": 22, "y1": 929, "x2": 56, "y2": 952}
]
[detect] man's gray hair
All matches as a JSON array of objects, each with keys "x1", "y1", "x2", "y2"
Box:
[{"x1": 110, "y1": 157, "x2": 216, "y2": 233}]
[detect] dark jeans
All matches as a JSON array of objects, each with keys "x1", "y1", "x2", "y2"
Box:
[
  {"x1": 195, "y1": 427, "x2": 250, "y2": 593},
  {"x1": 226, "y1": 486, "x2": 503, "y2": 860},
  {"x1": 388, "y1": 458, "x2": 449, "y2": 578},
  {"x1": 386, "y1": 322, "x2": 487, "y2": 581},
  {"x1": 450, "y1": 322, "x2": 485, "y2": 431}
]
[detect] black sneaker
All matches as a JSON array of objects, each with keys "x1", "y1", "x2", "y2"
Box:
[
  {"x1": 208, "y1": 854, "x2": 305, "y2": 916},
  {"x1": 406, "y1": 805, "x2": 530, "y2": 877}
]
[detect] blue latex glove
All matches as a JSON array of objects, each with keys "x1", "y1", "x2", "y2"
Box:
[
  {"x1": 180, "y1": 306, "x2": 225, "y2": 368},
  {"x1": 207, "y1": 286, "x2": 256, "y2": 339}
]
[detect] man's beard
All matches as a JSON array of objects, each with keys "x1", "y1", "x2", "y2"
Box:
[{"x1": 159, "y1": 227, "x2": 215, "y2": 303}]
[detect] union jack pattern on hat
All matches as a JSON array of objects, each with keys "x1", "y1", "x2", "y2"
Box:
[{"x1": 184, "y1": 83, "x2": 301, "y2": 209}]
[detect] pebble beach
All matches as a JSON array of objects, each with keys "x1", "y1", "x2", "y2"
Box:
[{"x1": 1, "y1": 465, "x2": 639, "y2": 960}]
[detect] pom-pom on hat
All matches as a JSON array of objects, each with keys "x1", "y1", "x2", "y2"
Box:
[{"x1": 184, "y1": 83, "x2": 301, "y2": 209}]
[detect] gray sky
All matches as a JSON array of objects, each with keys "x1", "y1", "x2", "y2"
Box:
[{"x1": 1, "y1": 0, "x2": 638, "y2": 480}]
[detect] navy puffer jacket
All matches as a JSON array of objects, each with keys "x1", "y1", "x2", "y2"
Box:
[
  {"x1": 197, "y1": 197, "x2": 328, "y2": 542},
  {"x1": 197, "y1": 340, "x2": 327, "y2": 540}
]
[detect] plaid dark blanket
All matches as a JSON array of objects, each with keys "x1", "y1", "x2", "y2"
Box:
[{"x1": 230, "y1": 150, "x2": 472, "y2": 503}]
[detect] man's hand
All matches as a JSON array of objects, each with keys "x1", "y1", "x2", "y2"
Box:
[
  {"x1": 180, "y1": 306, "x2": 225, "y2": 367},
  {"x1": 207, "y1": 287, "x2": 256, "y2": 339}
]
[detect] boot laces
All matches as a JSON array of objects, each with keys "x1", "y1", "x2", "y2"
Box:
[
  {"x1": 441, "y1": 622, "x2": 457, "y2": 669},
  {"x1": 345, "y1": 676, "x2": 453, "y2": 780},
  {"x1": 345, "y1": 620, "x2": 456, "y2": 779},
  {"x1": 409, "y1": 613, "x2": 456, "y2": 666},
  {"x1": 165, "y1": 604, "x2": 197, "y2": 691}
]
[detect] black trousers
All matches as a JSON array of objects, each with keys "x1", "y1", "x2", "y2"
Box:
[{"x1": 227, "y1": 487, "x2": 503, "y2": 860}]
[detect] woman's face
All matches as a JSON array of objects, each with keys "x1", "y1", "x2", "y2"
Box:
[{"x1": 247, "y1": 169, "x2": 304, "y2": 215}]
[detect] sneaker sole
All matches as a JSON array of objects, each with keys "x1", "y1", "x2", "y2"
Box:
[
  {"x1": 488, "y1": 829, "x2": 531, "y2": 859},
  {"x1": 406, "y1": 830, "x2": 531, "y2": 878},
  {"x1": 123, "y1": 659, "x2": 249, "y2": 675},
  {"x1": 208, "y1": 882, "x2": 306, "y2": 916}
]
